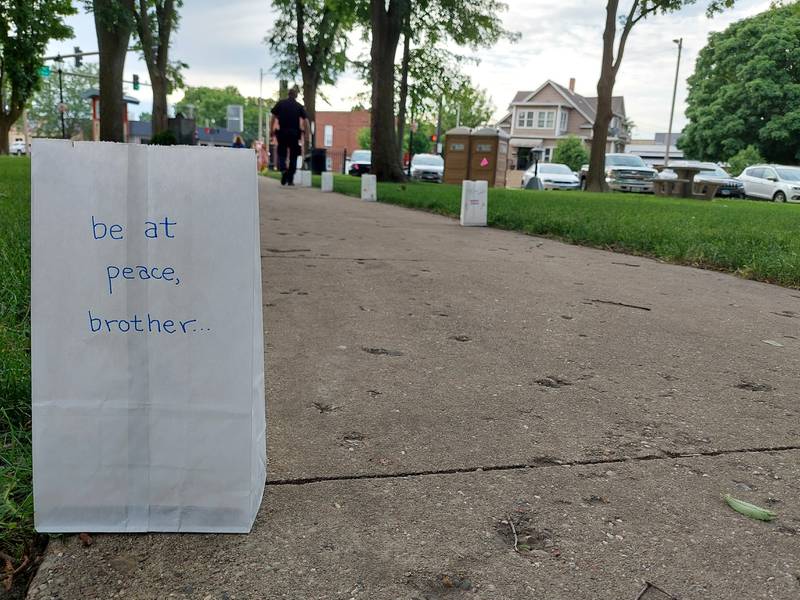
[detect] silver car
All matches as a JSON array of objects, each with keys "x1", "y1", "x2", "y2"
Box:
[
  {"x1": 410, "y1": 154, "x2": 444, "y2": 183},
  {"x1": 738, "y1": 165, "x2": 800, "y2": 203}
]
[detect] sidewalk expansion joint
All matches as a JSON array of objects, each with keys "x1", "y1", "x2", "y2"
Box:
[
  {"x1": 266, "y1": 444, "x2": 800, "y2": 487},
  {"x1": 262, "y1": 255, "x2": 472, "y2": 263}
]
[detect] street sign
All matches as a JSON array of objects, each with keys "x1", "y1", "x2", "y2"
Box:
[
  {"x1": 57, "y1": 103, "x2": 68, "y2": 114},
  {"x1": 38, "y1": 66, "x2": 51, "y2": 77}
]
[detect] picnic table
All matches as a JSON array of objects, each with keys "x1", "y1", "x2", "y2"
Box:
[{"x1": 653, "y1": 164, "x2": 721, "y2": 200}]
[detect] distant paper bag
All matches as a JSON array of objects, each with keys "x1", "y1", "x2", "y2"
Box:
[
  {"x1": 31, "y1": 141, "x2": 266, "y2": 533},
  {"x1": 460, "y1": 180, "x2": 488, "y2": 226}
]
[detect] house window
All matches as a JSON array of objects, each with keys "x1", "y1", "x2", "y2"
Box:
[
  {"x1": 537, "y1": 111, "x2": 555, "y2": 129},
  {"x1": 323, "y1": 125, "x2": 333, "y2": 147},
  {"x1": 559, "y1": 111, "x2": 568, "y2": 132},
  {"x1": 516, "y1": 110, "x2": 535, "y2": 128},
  {"x1": 543, "y1": 147, "x2": 553, "y2": 162}
]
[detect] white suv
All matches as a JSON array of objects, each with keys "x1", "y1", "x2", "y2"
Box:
[
  {"x1": 10, "y1": 138, "x2": 26, "y2": 155},
  {"x1": 738, "y1": 164, "x2": 800, "y2": 202}
]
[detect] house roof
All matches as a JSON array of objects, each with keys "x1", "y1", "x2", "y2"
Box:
[
  {"x1": 81, "y1": 88, "x2": 140, "y2": 104},
  {"x1": 512, "y1": 90, "x2": 535, "y2": 103},
  {"x1": 508, "y1": 80, "x2": 627, "y2": 124}
]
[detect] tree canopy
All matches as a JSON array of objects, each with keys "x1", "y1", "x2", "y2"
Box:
[
  {"x1": 175, "y1": 85, "x2": 273, "y2": 143},
  {"x1": 0, "y1": 0, "x2": 75, "y2": 152},
  {"x1": 29, "y1": 64, "x2": 100, "y2": 139},
  {"x1": 679, "y1": 2, "x2": 800, "y2": 164}
]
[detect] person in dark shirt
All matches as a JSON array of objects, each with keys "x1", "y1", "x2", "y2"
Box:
[{"x1": 270, "y1": 87, "x2": 309, "y2": 186}]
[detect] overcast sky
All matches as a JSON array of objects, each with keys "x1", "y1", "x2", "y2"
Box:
[{"x1": 46, "y1": 0, "x2": 772, "y2": 138}]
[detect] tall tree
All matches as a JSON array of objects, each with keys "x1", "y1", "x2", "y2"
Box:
[
  {"x1": 267, "y1": 0, "x2": 353, "y2": 151},
  {"x1": 369, "y1": 0, "x2": 408, "y2": 181},
  {"x1": 0, "y1": 0, "x2": 75, "y2": 154},
  {"x1": 679, "y1": 2, "x2": 800, "y2": 164},
  {"x1": 29, "y1": 63, "x2": 99, "y2": 139},
  {"x1": 368, "y1": 0, "x2": 514, "y2": 181},
  {"x1": 131, "y1": 0, "x2": 185, "y2": 135},
  {"x1": 585, "y1": 0, "x2": 734, "y2": 192},
  {"x1": 92, "y1": 0, "x2": 136, "y2": 142}
]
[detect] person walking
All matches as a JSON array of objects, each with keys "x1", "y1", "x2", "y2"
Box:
[{"x1": 270, "y1": 87, "x2": 309, "y2": 186}]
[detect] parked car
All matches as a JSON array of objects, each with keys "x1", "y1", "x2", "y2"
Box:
[
  {"x1": 668, "y1": 161, "x2": 745, "y2": 198},
  {"x1": 737, "y1": 164, "x2": 800, "y2": 202},
  {"x1": 10, "y1": 138, "x2": 26, "y2": 156},
  {"x1": 410, "y1": 153, "x2": 444, "y2": 182},
  {"x1": 522, "y1": 162, "x2": 580, "y2": 190},
  {"x1": 580, "y1": 154, "x2": 658, "y2": 193},
  {"x1": 348, "y1": 149, "x2": 372, "y2": 176}
]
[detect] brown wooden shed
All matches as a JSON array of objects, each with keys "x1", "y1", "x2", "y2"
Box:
[
  {"x1": 443, "y1": 126, "x2": 472, "y2": 185},
  {"x1": 468, "y1": 127, "x2": 509, "y2": 188}
]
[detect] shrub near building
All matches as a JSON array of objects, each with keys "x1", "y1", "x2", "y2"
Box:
[{"x1": 552, "y1": 135, "x2": 589, "y2": 172}]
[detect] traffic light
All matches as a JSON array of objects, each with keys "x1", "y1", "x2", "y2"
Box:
[
  {"x1": 133, "y1": 74, "x2": 140, "y2": 90},
  {"x1": 430, "y1": 134, "x2": 438, "y2": 142},
  {"x1": 74, "y1": 47, "x2": 82, "y2": 68}
]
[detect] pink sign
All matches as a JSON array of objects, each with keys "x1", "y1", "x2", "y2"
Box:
[{"x1": 480, "y1": 157, "x2": 489, "y2": 167}]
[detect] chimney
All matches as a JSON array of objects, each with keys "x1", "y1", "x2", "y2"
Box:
[{"x1": 569, "y1": 78, "x2": 576, "y2": 93}]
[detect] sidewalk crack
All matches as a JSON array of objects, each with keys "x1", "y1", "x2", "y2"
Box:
[{"x1": 267, "y1": 444, "x2": 800, "y2": 487}]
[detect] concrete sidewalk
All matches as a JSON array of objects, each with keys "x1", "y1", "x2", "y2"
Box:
[{"x1": 30, "y1": 178, "x2": 800, "y2": 599}]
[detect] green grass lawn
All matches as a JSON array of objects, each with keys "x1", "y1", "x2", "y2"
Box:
[
  {"x1": 0, "y1": 156, "x2": 36, "y2": 584},
  {"x1": 264, "y1": 170, "x2": 800, "y2": 288}
]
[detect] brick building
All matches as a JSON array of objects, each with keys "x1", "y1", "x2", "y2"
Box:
[{"x1": 314, "y1": 110, "x2": 370, "y2": 172}]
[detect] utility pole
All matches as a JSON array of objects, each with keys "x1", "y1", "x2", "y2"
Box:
[
  {"x1": 258, "y1": 68, "x2": 264, "y2": 144},
  {"x1": 407, "y1": 96, "x2": 415, "y2": 177},
  {"x1": 435, "y1": 96, "x2": 443, "y2": 155},
  {"x1": 57, "y1": 65, "x2": 66, "y2": 139},
  {"x1": 664, "y1": 37, "x2": 683, "y2": 168}
]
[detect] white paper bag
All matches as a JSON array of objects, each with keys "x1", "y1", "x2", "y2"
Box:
[
  {"x1": 361, "y1": 174, "x2": 377, "y2": 201},
  {"x1": 460, "y1": 180, "x2": 488, "y2": 226},
  {"x1": 320, "y1": 172, "x2": 334, "y2": 192},
  {"x1": 31, "y1": 140, "x2": 266, "y2": 533},
  {"x1": 297, "y1": 169, "x2": 312, "y2": 187}
]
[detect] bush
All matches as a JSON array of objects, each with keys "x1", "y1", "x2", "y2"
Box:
[
  {"x1": 552, "y1": 135, "x2": 589, "y2": 172},
  {"x1": 149, "y1": 130, "x2": 178, "y2": 146},
  {"x1": 727, "y1": 145, "x2": 764, "y2": 176}
]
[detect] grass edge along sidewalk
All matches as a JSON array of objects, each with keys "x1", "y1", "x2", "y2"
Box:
[
  {"x1": 0, "y1": 156, "x2": 37, "y2": 597},
  {"x1": 264, "y1": 170, "x2": 800, "y2": 289}
]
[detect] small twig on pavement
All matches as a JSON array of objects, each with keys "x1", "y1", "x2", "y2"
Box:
[{"x1": 507, "y1": 515, "x2": 519, "y2": 552}]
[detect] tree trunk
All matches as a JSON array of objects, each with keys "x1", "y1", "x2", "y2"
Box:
[
  {"x1": 301, "y1": 74, "x2": 317, "y2": 158},
  {"x1": 396, "y1": 26, "x2": 411, "y2": 165},
  {"x1": 0, "y1": 117, "x2": 11, "y2": 154},
  {"x1": 94, "y1": 0, "x2": 134, "y2": 142},
  {"x1": 150, "y1": 74, "x2": 169, "y2": 134},
  {"x1": 135, "y1": 0, "x2": 176, "y2": 136},
  {"x1": 370, "y1": 0, "x2": 406, "y2": 182},
  {"x1": 586, "y1": 0, "x2": 619, "y2": 192}
]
